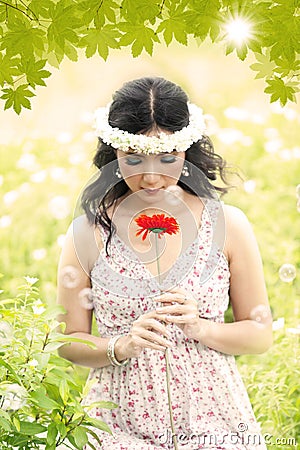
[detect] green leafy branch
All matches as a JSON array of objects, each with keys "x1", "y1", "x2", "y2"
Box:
[
  {"x1": 0, "y1": 0, "x2": 299, "y2": 113},
  {"x1": 0, "y1": 276, "x2": 116, "y2": 450}
]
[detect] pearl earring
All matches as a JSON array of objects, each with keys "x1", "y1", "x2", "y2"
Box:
[
  {"x1": 115, "y1": 167, "x2": 122, "y2": 179},
  {"x1": 181, "y1": 164, "x2": 190, "y2": 177}
]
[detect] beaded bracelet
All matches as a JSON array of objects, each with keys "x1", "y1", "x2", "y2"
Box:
[{"x1": 107, "y1": 335, "x2": 129, "y2": 367}]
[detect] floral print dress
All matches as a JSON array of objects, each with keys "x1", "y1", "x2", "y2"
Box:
[{"x1": 84, "y1": 200, "x2": 267, "y2": 450}]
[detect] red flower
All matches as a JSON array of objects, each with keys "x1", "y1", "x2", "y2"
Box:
[{"x1": 135, "y1": 214, "x2": 180, "y2": 241}]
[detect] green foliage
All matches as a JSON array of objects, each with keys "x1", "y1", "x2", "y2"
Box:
[
  {"x1": 238, "y1": 332, "x2": 300, "y2": 448},
  {"x1": 0, "y1": 0, "x2": 299, "y2": 113},
  {"x1": 0, "y1": 277, "x2": 116, "y2": 449}
]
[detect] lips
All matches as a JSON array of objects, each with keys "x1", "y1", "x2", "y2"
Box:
[{"x1": 143, "y1": 188, "x2": 161, "y2": 195}]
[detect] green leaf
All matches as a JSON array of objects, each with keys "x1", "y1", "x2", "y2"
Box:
[
  {"x1": 12, "y1": 416, "x2": 20, "y2": 432},
  {"x1": 274, "y1": 57, "x2": 300, "y2": 77},
  {"x1": 157, "y1": 17, "x2": 187, "y2": 46},
  {"x1": 86, "y1": 427, "x2": 103, "y2": 447},
  {"x1": 236, "y1": 43, "x2": 248, "y2": 61},
  {"x1": 0, "y1": 409, "x2": 11, "y2": 432},
  {"x1": 119, "y1": 23, "x2": 160, "y2": 57},
  {"x1": 264, "y1": 76, "x2": 297, "y2": 106},
  {"x1": 73, "y1": 426, "x2": 89, "y2": 448},
  {"x1": 59, "y1": 378, "x2": 70, "y2": 404},
  {"x1": 19, "y1": 421, "x2": 47, "y2": 435},
  {"x1": 84, "y1": 400, "x2": 118, "y2": 410},
  {"x1": 83, "y1": 416, "x2": 113, "y2": 434},
  {"x1": 56, "y1": 421, "x2": 67, "y2": 439},
  {"x1": 28, "y1": 0, "x2": 52, "y2": 19},
  {"x1": 47, "y1": 3, "x2": 81, "y2": 52},
  {"x1": 121, "y1": 0, "x2": 160, "y2": 24},
  {"x1": 0, "y1": 54, "x2": 20, "y2": 87},
  {"x1": 46, "y1": 422, "x2": 58, "y2": 445},
  {"x1": 250, "y1": 52, "x2": 277, "y2": 79},
  {"x1": 0, "y1": 359, "x2": 22, "y2": 383},
  {"x1": 0, "y1": 84, "x2": 35, "y2": 114},
  {"x1": 64, "y1": 42, "x2": 78, "y2": 62},
  {"x1": 20, "y1": 59, "x2": 51, "y2": 87},
  {"x1": 0, "y1": 20, "x2": 45, "y2": 58},
  {"x1": 80, "y1": 26, "x2": 120, "y2": 60},
  {"x1": 0, "y1": 416, "x2": 11, "y2": 431},
  {"x1": 30, "y1": 387, "x2": 60, "y2": 409}
]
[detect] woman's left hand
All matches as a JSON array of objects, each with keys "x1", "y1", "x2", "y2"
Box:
[{"x1": 155, "y1": 288, "x2": 203, "y2": 341}]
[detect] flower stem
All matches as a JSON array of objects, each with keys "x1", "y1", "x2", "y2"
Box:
[
  {"x1": 155, "y1": 234, "x2": 161, "y2": 285},
  {"x1": 165, "y1": 348, "x2": 179, "y2": 450},
  {"x1": 153, "y1": 232, "x2": 178, "y2": 449}
]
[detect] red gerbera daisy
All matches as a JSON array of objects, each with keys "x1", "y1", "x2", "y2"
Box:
[{"x1": 135, "y1": 214, "x2": 180, "y2": 241}]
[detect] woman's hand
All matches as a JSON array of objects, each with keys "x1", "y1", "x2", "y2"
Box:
[
  {"x1": 155, "y1": 288, "x2": 204, "y2": 341},
  {"x1": 114, "y1": 310, "x2": 174, "y2": 361}
]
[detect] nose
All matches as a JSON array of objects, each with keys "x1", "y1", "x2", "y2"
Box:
[{"x1": 143, "y1": 171, "x2": 161, "y2": 185}]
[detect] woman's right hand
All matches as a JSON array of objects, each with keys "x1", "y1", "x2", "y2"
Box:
[{"x1": 114, "y1": 310, "x2": 174, "y2": 361}]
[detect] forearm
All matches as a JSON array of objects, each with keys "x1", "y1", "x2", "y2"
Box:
[
  {"x1": 58, "y1": 332, "x2": 111, "y2": 368},
  {"x1": 198, "y1": 319, "x2": 273, "y2": 355}
]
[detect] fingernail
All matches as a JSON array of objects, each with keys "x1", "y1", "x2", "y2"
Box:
[{"x1": 156, "y1": 308, "x2": 164, "y2": 313}]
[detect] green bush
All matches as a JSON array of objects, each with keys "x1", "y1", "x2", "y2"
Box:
[
  {"x1": 239, "y1": 329, "x2": 300, "y2": 449},
  {"x1": 0, "y1": 276, "x2": 116, "y2": 450}
]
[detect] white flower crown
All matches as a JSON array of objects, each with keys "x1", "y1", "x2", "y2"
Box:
[{"x1": 94, "y1": 103, "x2": 206, "y2": 155}]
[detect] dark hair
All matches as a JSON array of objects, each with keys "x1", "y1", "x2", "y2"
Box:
[{"x1": 81, "y1": 77, "x2": 230, "y2": 252}]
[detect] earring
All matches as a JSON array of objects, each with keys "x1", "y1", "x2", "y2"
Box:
[
  {"x1": 115, "y1": 167, "x2": 122, "y2": 179},
  {"x1": 181, "y1": 164, "x2": 190, "y2": 177}
]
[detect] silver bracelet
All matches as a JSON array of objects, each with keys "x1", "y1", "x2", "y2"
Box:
[{"x1": 107, "y1": 335, "x2": 129, "y2": 367}]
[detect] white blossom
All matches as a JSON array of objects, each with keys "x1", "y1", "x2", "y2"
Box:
[{"x1": 94, "y1": 103, "x2": 207, "y2": 154}]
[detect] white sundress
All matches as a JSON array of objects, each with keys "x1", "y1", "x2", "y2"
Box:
[{"x1": 83, "y1": 201, "x2": 267, "y2": 450}]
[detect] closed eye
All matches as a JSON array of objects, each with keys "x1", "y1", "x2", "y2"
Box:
[
  {"x1": 160, "y1": 155, "x2": 177, "y2": 164},
  {"x1": 125, "y1": 156, "x2": 143, "y2": 166}
]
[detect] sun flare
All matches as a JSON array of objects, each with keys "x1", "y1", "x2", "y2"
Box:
[{"x1": 225, "y1": 18, "x2": 252, "y2": 45}]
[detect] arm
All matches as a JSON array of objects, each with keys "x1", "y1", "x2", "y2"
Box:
[
  {"x1": 57, "y1": 215, "x2": 172, "y2": 368},
  {"x1": 57, "y1": 215, "x2": 112, "y2": 368},
  {"x1": 199, "y1": 206, "x2": 272, "y2": 354},
  {"x1": 154, "y1": 206, "x2": 273, "y2": 355}
]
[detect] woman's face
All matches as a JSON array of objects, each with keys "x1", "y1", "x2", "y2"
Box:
[{"x1": 117, "y1": 148, "x2": 185, "y2": 202}]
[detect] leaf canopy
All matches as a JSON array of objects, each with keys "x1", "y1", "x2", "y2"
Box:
[{"x1": 0, "y1": 0, "x2": 299, "y2": 113}]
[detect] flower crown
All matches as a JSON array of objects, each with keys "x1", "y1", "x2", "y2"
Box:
[{"x1": 94, "y1": 103, "x2": 206, "y2": 155}]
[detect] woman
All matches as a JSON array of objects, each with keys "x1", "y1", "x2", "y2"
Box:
[{"x1": 57, "y1": 77, "x2": 272, "y2": 449}]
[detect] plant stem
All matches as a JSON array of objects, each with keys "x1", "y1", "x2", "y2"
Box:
[
  {"x1": 155, "y1": 234, "x2": 161, "y2": 285},
  {"x1": 154, "y1": 234, "x2": 178, "y2": 449},
  {"x1": 165, "y1": 348, "x2": 179, "y2": 450}
]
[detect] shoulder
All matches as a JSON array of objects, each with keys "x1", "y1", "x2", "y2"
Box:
[
  {"x1": 64, "y1": 214, "x2": 103, "y2": 273},
  {"x1": 222, "y1": 204, "x2": 257, "y2": 260},
  {"x1": 223, "y1": 204, "x2": 250, "y2": 229}
]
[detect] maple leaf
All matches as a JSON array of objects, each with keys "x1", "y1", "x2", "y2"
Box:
[
  {"x1": 156, "y1": 2, "x2": 188, "y2": 46},
  {"x1": 0, "y1": 20, "x2": 45, "y2": 58},
  {"x1": 80, "y1": 26, "x2": 120, "y2": 60},
  {"x1": 274, "y1": 58, "x2": 300, "y2": 78},
  {"x1": 119, "y1": 23, "x2": 160, "y2": 57},
  {"x1": 264, "y1": 76, "x2": 297, "y2": 106},
  {"x1": 20, "y1": 59, "x2": 51, "y2": 87},
  {"x1": 250, "y1": 52, "x2": 277, "y2": 79},
  {"x1": 78, "y1": 0, "x2": 119, "y2": 28},
  {"x1": 47, "y1": 3, "x2": 81, "y2": 52},
  {"x1": 0, "y1": 54, "x2": 20, "y2": 87},
  {"x1": 1, "y1": 84, "x2": 35, "y2": 114},
  {"x1": 121, "y1": 0, "x2": 160, "y2": 24},
  {"x1": 28, "y1": 0, "x2": 52, "y2": 19}
]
